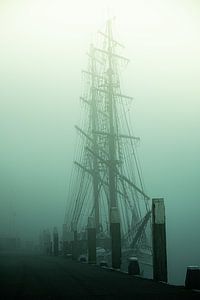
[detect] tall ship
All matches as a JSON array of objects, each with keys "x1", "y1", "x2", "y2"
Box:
[{"x1": 63, "y1": 19, "x2": 152, "y2": 277}]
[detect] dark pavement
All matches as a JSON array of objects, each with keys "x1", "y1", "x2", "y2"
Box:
[{"x1": 0, "y1": 252, "x2": 199, "y2": 299}]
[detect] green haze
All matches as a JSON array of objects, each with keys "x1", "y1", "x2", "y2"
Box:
[{"x1": 0, "y1": 0, "x2": 199, "y2": 285}]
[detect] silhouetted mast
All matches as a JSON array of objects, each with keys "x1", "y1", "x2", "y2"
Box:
[
  {"x1": 90, "y1": 44, "x2": 100, "y2": 231},
  {"x1": 107, "y1": 20, "x2": 117, "y2": 210}
]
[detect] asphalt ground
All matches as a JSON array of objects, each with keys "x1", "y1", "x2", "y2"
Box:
[{"x1": 0, "y1": 252, "x2": 199, "y2": 299}]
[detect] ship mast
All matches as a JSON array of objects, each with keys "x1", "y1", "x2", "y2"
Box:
[
  {"x1": 107, "y1": 20, "x2": 117, "y2": 211},
  {"x1": 90, "y1": 44, "x2": 100, "y2": 232}
]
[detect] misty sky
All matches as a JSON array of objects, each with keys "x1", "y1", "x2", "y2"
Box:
[{"x1": 0, "y1": 0, "x2": 200, "y2": 284}]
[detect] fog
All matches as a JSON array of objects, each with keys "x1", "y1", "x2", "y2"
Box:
[{"x1": 0, "y1": 0, "x2": 199, "y2": 285}]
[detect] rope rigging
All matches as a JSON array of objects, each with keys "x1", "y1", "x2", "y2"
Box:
[{"x1": 64, "y1": 19, "x2": 152, "y2": 258}]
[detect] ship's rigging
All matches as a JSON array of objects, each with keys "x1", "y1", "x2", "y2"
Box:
[{"x1": 64, "y1": 19, "x2": 152, "y2": 261}]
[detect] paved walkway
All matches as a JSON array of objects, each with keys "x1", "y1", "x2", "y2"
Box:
[{"x1": 0, "y1": 253, "x2": 198, "y2": 299}]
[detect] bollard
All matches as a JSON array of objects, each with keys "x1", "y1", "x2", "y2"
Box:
[
  {"x1": 43, "y1": 229, "x2": 52, "y2": 255},
  {"x1": 50, "y1": 241, "x2": 53, "y2": 255},
  {"x1": 128, "y1": 257, "x2": 140, "y2": 275},
  {"x1": 87, "y1": 216, "x2": 96, "y2": 264},
  {"x1": 152, "y1": 198, "x2": 168, "y2": 282},
  {"x1": 53, "y1": 227, "x2": 59, "y2": 256},
  {"x1": 185, "y1": 266, "x2": 200, "y2": 290},
  {"x1": 110, "y1": 207, "x2": 121, "y2": 269},
  {"x1": 79, "y1": 255, "x2": 87, "y2": 263},
  {"x1": 100, "y1": 261, "x2": 108, "y2": 267},
  {"x1": 72, "y1": 230, "x2": 78, "y2": 260},
  {"x1": 62, "y1": 241, "x2": 68, "y2": 256}
]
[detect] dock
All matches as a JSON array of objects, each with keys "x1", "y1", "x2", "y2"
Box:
[{"x1": 0, "y1": 252, "x2": 198, "y2": 299}]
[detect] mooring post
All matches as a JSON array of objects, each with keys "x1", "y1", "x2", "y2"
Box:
[
  {"x1": 110, "y1": 207, "x2": 121, "y2": 269},
  {"x1": 87, "y1": 216, "x2": 96, "y2": 264},
  {"x1": 53, "y1": 227, "x2": 59, "y2": 256},
  {"x1": 62, "y1": 224, "x2": 67, "y2": 256},
  {"x1": 185, "y1": 266, "x2": 200, "y2": 289},
  {"x1": 128, "y1": 257, "x2": 140, "y2": 275},
  {"x1": 72, "y1": 230, "x2": 78, "y2": 260},
  {"x1": 44, "y1": 229, "x2": 52, "y2": 255},
  {"x1": 152, "y1": 198, "x2": 168, "y2": 282}
]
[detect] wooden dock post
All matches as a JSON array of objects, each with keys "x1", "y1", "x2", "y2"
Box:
[
  {"x1": 72, "y1": 229, "x2": 78, "y2": 260},
  {"x1": 152, "y1": 198, "x2": 168, "y2": 282},
  {"x1": 185, "y1": 266, "x2": 200, "y2": 289},
  {"x1": 110, "y1": 207, "x2": 121, "y2": 269},
  {"x1": 62, "y1": 224, "x2": 74, "y2": 257},
  {"x1": 53, "y1": 227, "x2": 59, "y2": 256},
  {"x1": 87, "y1": 216, "x2": 96, "y2": 264}
]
